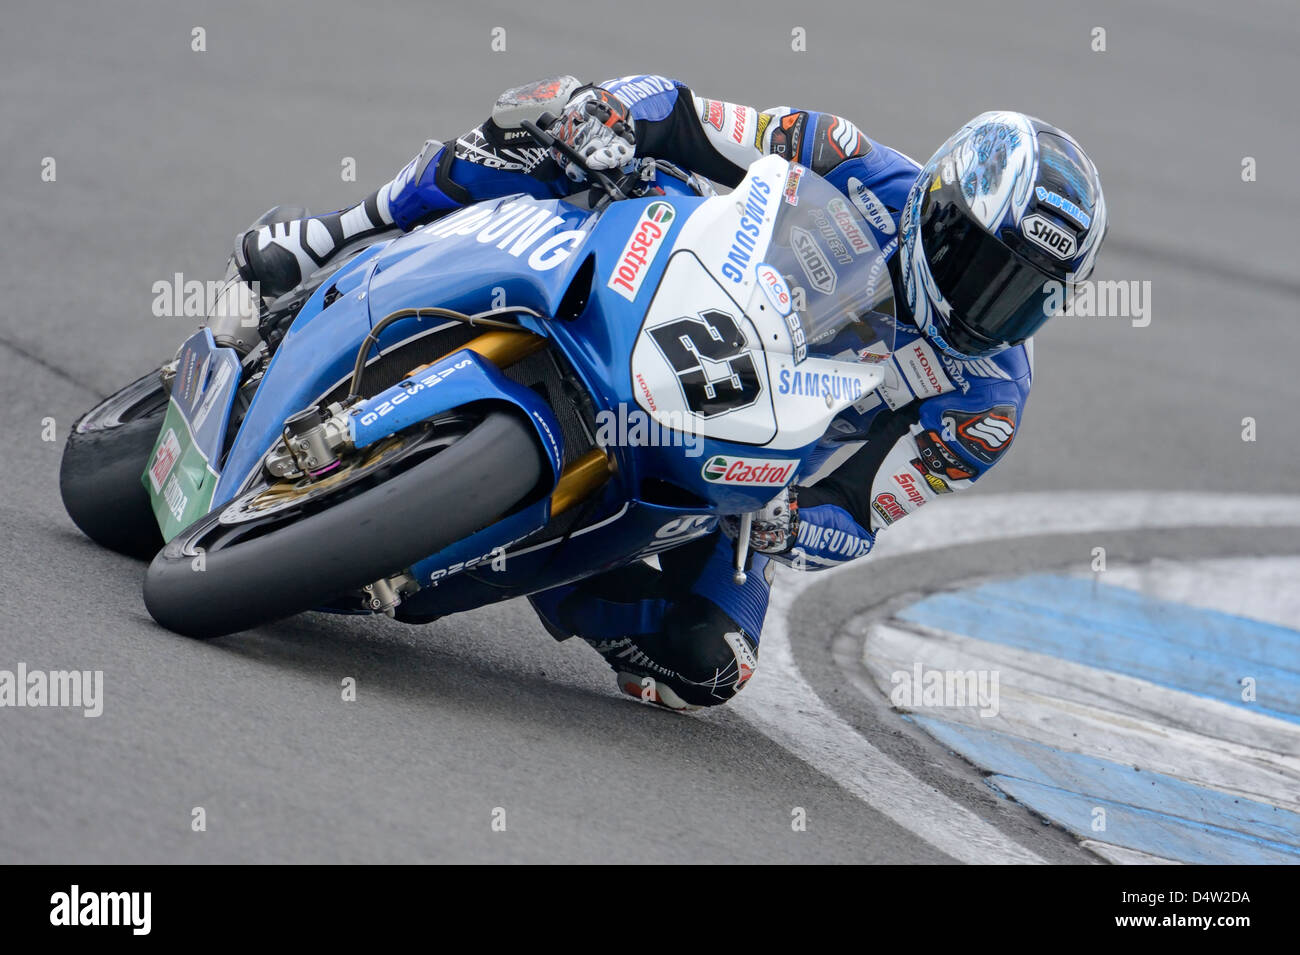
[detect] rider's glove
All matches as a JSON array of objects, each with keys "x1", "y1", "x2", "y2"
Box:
[
  {"x1": 547, "y1": 87, "x2": 636, "y2": 183},
  {"x1": 720, "y1": 487, "x2": 800, "y2": 555}
]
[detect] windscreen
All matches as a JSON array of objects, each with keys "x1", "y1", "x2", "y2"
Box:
[{"x1": 762, "y1": 164, "x2": 898, "y2": 362}]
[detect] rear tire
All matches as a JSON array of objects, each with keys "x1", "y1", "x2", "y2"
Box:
[
  {"x1": 59, "y1": 370, "x2": 168, "y2": 560},
  {"x1": 143, "y1": 410, "x2": 544, "y2": 639}
]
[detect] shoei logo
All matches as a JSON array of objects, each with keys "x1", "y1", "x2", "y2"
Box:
[
  {"x1": 790, "y1": 227, "x2": 836, "y2": 294},
  {"x1": 1020, "y1": 214, "x2": 1076, "y2": 260},
  {"x1": 608, "y1": 201, "x2": 675, "y2": 301},
  {"x1": 701, "y1": 455, "x2": 797, "y2": 486}
]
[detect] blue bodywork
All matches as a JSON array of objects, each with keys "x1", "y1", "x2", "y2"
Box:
[{"x1": 192, "y1": 173, "x2": 835, "y2": 620}]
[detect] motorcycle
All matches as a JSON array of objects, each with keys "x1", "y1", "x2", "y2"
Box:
[{"x1": 59, "y1": 118, "x2": 897, "y2": 638}]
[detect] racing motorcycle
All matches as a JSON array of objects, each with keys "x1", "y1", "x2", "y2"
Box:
[{"x1": 59, "y1": 118, "x2": 897, "y2": 638}]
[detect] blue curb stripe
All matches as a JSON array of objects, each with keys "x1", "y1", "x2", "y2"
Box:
[
  {"x1": 897, "y1": 573, "x2": 1300, "y2": 723},
  {"x1": 911, "y1": 716, "x2": 1300, "y2": 863}
]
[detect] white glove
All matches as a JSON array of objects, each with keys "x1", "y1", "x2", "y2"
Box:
[{"x1": 548, "y1": 87, "x2": 637, "y2": 182}]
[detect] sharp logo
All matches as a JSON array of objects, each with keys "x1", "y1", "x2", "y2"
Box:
[
  {"x1": 358, "y1": 358, "x2": 473, "y2": 428},
  {"x1": 1021, "y1": 214, "x2": 1076, "y2": 260},
  {"x1": 790, "y1": 227, "x2": 836, "y2": 294},
  {"x1": 608, "y1": 201, "x2": 675, "y2": 301},
  {"x1": 701, "y1": 455, "x2": 797, "y2": 486}
]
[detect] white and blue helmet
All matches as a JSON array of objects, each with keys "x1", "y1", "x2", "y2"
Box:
[{"x1": 899, "y1": 111, "x2": 1107, "y2": 358}]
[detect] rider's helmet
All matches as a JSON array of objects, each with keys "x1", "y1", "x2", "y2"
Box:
[{"x1": 899, "y1": 111, "x2": 1107, "y2": 359}]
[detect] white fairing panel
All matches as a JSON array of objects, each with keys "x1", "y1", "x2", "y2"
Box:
[
  {"x1": 630, "y1": 251, "x2": 779, "y2": 444},
  {"x1": 629, "y1": 156, "x2": 888, "y2": 450}
]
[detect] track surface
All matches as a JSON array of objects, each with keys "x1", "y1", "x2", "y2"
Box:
[{"x1": 1, "y1": 0, "x2": 1296, "y2": 863}]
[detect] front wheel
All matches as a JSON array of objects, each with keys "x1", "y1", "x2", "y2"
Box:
[
  {"x1": 59, "y1": 369, "x2": 169, "y2": 559},
  {"x1": 142, "y1": 410, "x2": 544, "y2": 639}
]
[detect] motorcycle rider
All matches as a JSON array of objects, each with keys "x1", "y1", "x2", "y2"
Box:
[{"x1": 236, "y1": 74, "x2": 1107, "y2": 711}]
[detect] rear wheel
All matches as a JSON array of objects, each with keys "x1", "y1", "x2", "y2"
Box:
[
  {"x1": 59, "y1": 370, "x2": 168, "y2": 559},
  {"x1": 143, "y1": 409, "x2": 544, "y2": 639}
]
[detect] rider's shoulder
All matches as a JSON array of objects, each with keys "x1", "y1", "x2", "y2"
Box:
[
  {"x1": 598, "y1": 74, "x2": 683, "y2": 121},
  {"x1": 932, "y1": 340, "x2": 1034, "y2": 406},
  {"x1": 822, "y1": 139, "x2": 921, "y2": 227}
]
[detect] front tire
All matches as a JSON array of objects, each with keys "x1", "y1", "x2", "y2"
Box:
[
  {"x1": 59, "y1": 370, "x2": 168, "y2": 559},
  {"x1": 143, "y1": 410, "x2": 544, "y2": 639}
]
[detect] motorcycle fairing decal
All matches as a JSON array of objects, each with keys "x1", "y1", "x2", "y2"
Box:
[
  {"x1": 349, "y1": 348, "x2": 566, "y2": 483},
  {"x1": 670, "y1": 156, "x2": 783, "y2": 298},
  {"x1": 142, "y1": 328, "x2": 242, "y2": 541},
  {"x1": 408, "y1": 494, "x2": 554, "y2": 587},
  {"x1": 630, "y1": 251, "x2": 778, "y2": 444},
  {"x1": 418, "y1": 196, "x2": 589, "y2": 273}
]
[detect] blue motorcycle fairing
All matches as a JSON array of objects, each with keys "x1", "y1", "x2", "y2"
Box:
[{"x1": 349, "y1": 348, "x2": 565, "y2": 484}]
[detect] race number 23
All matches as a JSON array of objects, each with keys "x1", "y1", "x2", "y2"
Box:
[{"x1": 648, "y1": 309, "x2": 761, "y2": 417}]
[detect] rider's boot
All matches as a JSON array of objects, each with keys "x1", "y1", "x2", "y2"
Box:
[{"x1": 233, "y1": 187, "x2": 396, "y2": 302}]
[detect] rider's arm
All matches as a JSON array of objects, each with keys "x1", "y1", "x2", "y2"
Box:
[
  {"x1": 595, "y1": 74, "x2": 873, "y2": 186},
  {"x1": 383, "y1": 75, "x2": 592, "y2": 228},
  {"x1": 770, "y1": 380, "x2": 1028, "y2": 571}
]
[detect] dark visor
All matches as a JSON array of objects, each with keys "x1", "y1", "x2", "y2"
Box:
[{"x1": 920, "y1": 180, "x2": 1061, "y2": 348}]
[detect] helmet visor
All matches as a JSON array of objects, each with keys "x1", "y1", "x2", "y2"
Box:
[{"x1": 920, "y1": 180, "x2": 1059, "y2": 347}]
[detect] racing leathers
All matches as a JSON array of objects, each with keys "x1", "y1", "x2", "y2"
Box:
[{"x1": 237, "y1": 75, "x2": 1033, "y2": 710}]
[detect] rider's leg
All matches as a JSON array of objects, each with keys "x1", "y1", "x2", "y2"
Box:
[
  {"x1": 235, "y1": 138, "x2": 465, "y2": 300},
  {"x1": 529, "y1": 532, "x2": 771, "y2": 710}
]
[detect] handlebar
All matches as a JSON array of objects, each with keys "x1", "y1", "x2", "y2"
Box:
[{"x1": 521, "y1": 114, "x2": 647, "y2": 208}]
